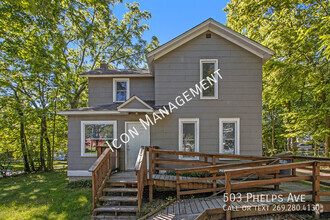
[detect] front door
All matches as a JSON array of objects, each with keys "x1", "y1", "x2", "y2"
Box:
[{"x1": 125, "y1": 122, "x2": 150, "y2": 170}]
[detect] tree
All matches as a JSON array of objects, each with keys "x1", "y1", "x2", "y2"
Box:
[
  {"x1": 0, "y1": 0, "x2": 159, "y2": 171},
  {"x1": 225, "y1": 0, "x2": 329, "y2": 157}
]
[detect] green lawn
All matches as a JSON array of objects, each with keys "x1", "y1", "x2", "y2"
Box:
[{"x1": 0, "y1": 169, "x2": 92, "y2": 220}]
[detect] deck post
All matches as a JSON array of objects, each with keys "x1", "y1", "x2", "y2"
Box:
[
  {"x1": 225, "y1": 172, "x2": 231, "y2": 220},
  {"x1": 148, "y1": 147, "x2": 153, "y2": 202},
  {"x1": 274, "y1": 172, "x2": 280, "y2": 190},
  {"x1": 312, "y1": 161, "x2": 320, "y2": 219},
  {"x1": 176, "y1": 172, "x2": 181, "y2": 200},
  {"x1": 292, "y1": 158, "x2": 296, "y2": 176},
  {"x1": 212, "y1": 156, "x2": 217, "y2": 194}
]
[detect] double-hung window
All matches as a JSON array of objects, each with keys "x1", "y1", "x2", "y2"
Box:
[
  {"x1": 178, "y1": 118, "x2": 199, "y2": 159},
  {"x1": 113, "y1": 78, "x2": 129, "y2": 102},
  {"x1": 81, "y1": 121, "x2": 117, "y2": 157},
  {"x1": 219, "y1": 118, "x2": 240, "y2": 155},
  {"x1": 200, "y1": 59, "x2": 219, "y2": 99}
]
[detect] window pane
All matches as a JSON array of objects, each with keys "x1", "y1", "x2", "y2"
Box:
[
  {"x1": 84, "y1": 124, "x2": 114, "y2": 154},
  {"x1": 116, "y1": 91, "x2": 126, "y2": 102},
  {"x1": 182, "y1": 123, "x2": 195, "y2": 155},
  {"x1": 202, "y1": 62, "x2": 215, "y2": 97},
  {"x1": 117, "y1": 81, "x2": 127, "y2": 90},
  {"x1": 223, "y1": 123, "x2": 235, "y2": 154}
]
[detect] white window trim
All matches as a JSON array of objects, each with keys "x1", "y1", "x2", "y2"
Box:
[
  {"x1": 200, "y1": 59, "x2": 219, "y2": 99},
  {"x1": 113, "y1": 78, "x2": 130, "y2": 103},
  {"x1": 81, "y1": 121, "x2": 117, "y2": 157},
  {"x1": 219, "y1": 118, "x2": 240, "y2": 155},
  {"x1": 178, "y1": 118, "x2": 199, "y2": 160}
]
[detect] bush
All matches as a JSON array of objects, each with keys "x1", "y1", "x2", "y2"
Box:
[{"x1": 67, "y1": 179, "x2": 92, "y2": 188}]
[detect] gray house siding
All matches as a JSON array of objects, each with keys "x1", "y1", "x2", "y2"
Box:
[
  {"x1": 152, "y1": 31, "x2": 262, "y2": 156},
  {"x1": 66, "y1": 30, "x2": 265, "y2": 179},
  {"x1": 88, "y1": 77, "x2": 155, "y2": 106},
  {"x1": 68, "y1": 114, "x2": 150, "y2": 171}
]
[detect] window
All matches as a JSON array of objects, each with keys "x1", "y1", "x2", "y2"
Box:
[
  {"x1": 81, "y1": 121, "x2": 117, "y2": 157},
  {"x1": 219, "y1": 118, "x2": 240, "y2": 155},
  {"x1": 200, "y1": 59, "x2": 218, "y2": 99},
  {"x1": 113, "y1": 78, "x2": 129, "y2": 102},
  {"x1": 179, "y1": 118, "x2": 199, "y2": 159}
]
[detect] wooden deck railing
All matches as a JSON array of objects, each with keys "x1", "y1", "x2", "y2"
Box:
[
  {"x1": 135, "y1": 147, "x2": 148, "y2": 215},
  {"x1": 223, "y1": 161, "x2": 330, "y2": 220},
  {"x1": 175, "y1": 159, "x2": 279, "y2": 200},
  {"x1": 146, "y1": 147, "x2": 274, "y2": 200},
  {"x1": 89, "y1": 147, "x2": 119, "y2": 215}
]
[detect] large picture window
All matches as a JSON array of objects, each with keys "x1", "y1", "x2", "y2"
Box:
[
  {"x1": 219, "y1": 118, "x2": 240, "y2": 155},
  {"x1": 179, "y1": 118, "x2": 199, "y2": 160},
  {"x1": 81, "y1": 121, "x2": 117, "y2": 157},
  {"x1": 113, "y1": 78, "x2": 129, "y2": 102},
  {"x1": 200, "y1": 59, "x2": 218, "y2": 99}
]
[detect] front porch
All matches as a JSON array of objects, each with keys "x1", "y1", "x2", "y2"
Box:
[{"x1": 89, "y1": 146, "x2": 330, "y2": 219}]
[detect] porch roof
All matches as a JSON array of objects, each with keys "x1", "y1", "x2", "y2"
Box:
[{"x1": 57, "y1": 99, "x2": 167, "y2": 116}]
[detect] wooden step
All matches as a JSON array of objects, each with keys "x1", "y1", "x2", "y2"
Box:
[
  {"x1": 103, "y1": 187, "x2": 138, "y2": 193},
  {"x1": 94, "y1": 206, "x2": 138, "y2": 213},
  {"x1": 107, "y1": 180, "x2": 137, "y2": 187},
  {"x1": 99, "y1": 196, "x2": 138, "y2": 202}
]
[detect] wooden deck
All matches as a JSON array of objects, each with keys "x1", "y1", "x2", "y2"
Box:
[
  {"x1": 89, "y1": 146, "x2": 330, "y2": 219},
  {"x1": 150, "y1": 183, "x2": 330, "y2": 220}
]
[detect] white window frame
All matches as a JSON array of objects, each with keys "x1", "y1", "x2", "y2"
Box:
[
  {"x1": 81, "y1": 121, "x2": 117, "y2": 157},
  {"x1": 200, "y1": 59, "x2": 219, "y2": 99},
  {"x1": 113, "y1": 78, "x2": 130, "y2": 102},
  {"x1": 178, "y1": 118, "x2": 199, "y2": 160},
  {"x1": 219, "y1": 118, "x2": 240, "y2": 155}
]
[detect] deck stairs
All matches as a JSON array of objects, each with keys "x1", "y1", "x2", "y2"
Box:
[{"x1": 93, "y1": 172, "x2": 139, "y2": 219}]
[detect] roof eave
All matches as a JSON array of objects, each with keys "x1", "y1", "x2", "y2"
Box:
[{"x1": 146, "y1": 18, "x2": 275, "y2": 63}]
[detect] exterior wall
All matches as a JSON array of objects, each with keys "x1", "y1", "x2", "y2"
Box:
[
  {"x1": 67, "y1": 114, "x2": 149, "y2": 173},
  {"x1": 67, "y1": 31, "x2": 264, "y2": 179},
  {"x1": 152, "y1": 31, "x2": 263, "y2": 156},
  {"x1": 88, "y1": 77, "x2": 154, "y2": 106}
]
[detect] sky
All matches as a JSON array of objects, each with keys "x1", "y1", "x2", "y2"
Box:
[{"x1": 114, "y1": 0, "x2": 230, "y2": 45}]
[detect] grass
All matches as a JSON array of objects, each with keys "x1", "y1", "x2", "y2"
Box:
[
  {"x1": 7, "y1": 161, "x2": 67, "y2": 172},
  {"x1": 0, "y1": 169, "x2": 92, "y2": 220}
]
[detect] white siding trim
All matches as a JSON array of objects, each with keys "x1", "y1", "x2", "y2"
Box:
[
  {"x1": 68, "y1": 170, "x2": 92, "y2": 177},
  {"x1": 113, "y1": 78, "x2": 130, "y2": 103},
  {"x1": 57, "y1": 111, "x2": 122, "y2": 115},
  {"x1": 200, "y1": 59, "x2": 219, "y2": 100},
  {"x1": 178, "y1": 118, "x2": 199, "y2": 160},
  {"x1": 219, "y1": 118, "x2": 240, "y2": 155},
  {"x1": 81, "y1": 121, "x2": 117, "y2": 157}
]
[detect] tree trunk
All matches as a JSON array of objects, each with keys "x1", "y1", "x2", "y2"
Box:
[
  {"x1": 325, "y1": 116, "x2": 329, "y2": 158},
  {"x1": 20, "y1": 120, "x2": 30, "y2": 172},
  {"x1": 24, "y1": 132, "x2": 35, "y2": 171},
  {"x1": 314, "y1": 141, "x2": 318, "y2": 157},
  {"x1": 292, "y1": 137, "x2": 297, "y2": 153},
  {"x1": 41, "y1": 118, "x2": 53, "y2": 171},
  {"x1": 39, "y1": 119, "x2": 46, "y2": 171},
  {"x1": 271, "y1": 108, "x2": 275, "y2": 150}
]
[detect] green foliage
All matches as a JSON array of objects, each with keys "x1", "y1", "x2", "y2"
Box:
[
  {"x1": 0, "y1": 0, "x2": 159, "y2": 171},
  {"x1": 67, "y1": 179, "x2": 93, "y2": 189},
  {"x1": 225, "y1": 0, "x2": 329, "y2": 157}
]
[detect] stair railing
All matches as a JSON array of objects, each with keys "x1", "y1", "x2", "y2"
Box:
[
  {"x1": 135, "y1": 146, "x2": 148, "y2": 215},
  {"x1": 89, "y1": 147, "x2": 119, "y2": 215}
]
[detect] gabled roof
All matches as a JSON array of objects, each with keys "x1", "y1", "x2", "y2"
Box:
[
  {"x1": 117, "y1": 96, "x2": 154, "y2": 112},
  {"x1": 147, "y1": 18, "x2": 275, "y2": 64},
  {"x1": 57, "y1": 96, "x2": 168, "y2": 116}
]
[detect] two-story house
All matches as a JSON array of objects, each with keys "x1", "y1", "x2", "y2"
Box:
[{"x1": 59, "y1": 18, "x2": 274, "y2": 181}]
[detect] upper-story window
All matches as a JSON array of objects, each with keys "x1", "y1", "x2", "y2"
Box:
[
  {"x1": 113, "y1": 78, "x2": 130, "y2": 102},
  {"x1": 200, "y1": 59, "x2": 218, "y2": 99}
]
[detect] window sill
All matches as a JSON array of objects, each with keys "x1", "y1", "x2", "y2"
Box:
[{"x1": 81, "y1": 154, "x2": 97, "y2": 158}]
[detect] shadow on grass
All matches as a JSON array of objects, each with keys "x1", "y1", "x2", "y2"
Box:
[{"x1": 0, "y1": 169, "x2": 92, "y2": 220}]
